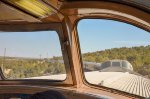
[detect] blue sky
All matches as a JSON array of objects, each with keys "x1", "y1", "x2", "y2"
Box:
[
  {"x1": 0, "y1": 31, "x2": 62, "y2": 58},
  {"x1": 77, "y1": 19, "x2": 150, "y2": 53},
  {"x1": 0, "y1": 19, "x2": 149, "y2": 58}
]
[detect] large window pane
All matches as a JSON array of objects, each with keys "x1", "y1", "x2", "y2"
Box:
[
  {"x1": 0, "y1": 31, "x2": 66, "y2": 80},
  {"x1": 77, "y1": 19, "x2": 150, "y2": 98}
]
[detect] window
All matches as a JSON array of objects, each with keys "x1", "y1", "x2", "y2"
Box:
[
  {"x1": 100, "y1": 61, "x2": 110, "y2": 70},
  {"x1": 112, "y1": 62, "x2": 120, "y2": 67},
  {"x1": 77, "y1": 19, "x2": 150, "y2": 98},
  {"x1": 0, "y1": 31, "x2": 66, "y2": 80}
]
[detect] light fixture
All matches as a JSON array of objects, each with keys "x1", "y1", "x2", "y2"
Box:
[{"x1": 6, "y1": 0, "x2": 53, "y2": 18}]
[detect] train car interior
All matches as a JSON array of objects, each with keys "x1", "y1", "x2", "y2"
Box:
[{"x1": 0, "y1": 0, "x2": 150, "y2": 99}]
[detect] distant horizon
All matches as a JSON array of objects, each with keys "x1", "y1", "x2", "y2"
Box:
[
  {"x1": 82, "y1": 45, "x2": 150, "y2": 54},
  {"x1": 0, "y1": 45, "x2": 149, "y2": 58},
  {"x1": 0, "y1": 55, "x2": 61, "y2": 59}
]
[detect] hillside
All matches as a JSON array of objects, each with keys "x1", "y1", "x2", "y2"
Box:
[
  {"x1": 82, "y1": 45, "x2": 150, "y2": 78},
  {"x1": 0, "y1": 46, "x2": 150, "y2": 79}
]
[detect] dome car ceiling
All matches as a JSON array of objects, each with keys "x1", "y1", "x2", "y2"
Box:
[
  {"x1": 59, "y1": 0, "x2": 150, "y2": 13},
  {"x1": 0, "y1": 1, "x2": 40, "y2": 22}
]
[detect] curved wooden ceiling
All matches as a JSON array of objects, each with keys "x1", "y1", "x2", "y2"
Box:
[
  {"x1": 59, "y1": 0, "x2": 150, "y2": 13},
  {"x1": 0, "y1": 0, "x2": 149, "y2": 23}
]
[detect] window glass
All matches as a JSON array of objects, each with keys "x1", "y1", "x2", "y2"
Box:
[
  {"x1": 100, "y1": 61, "x2": 110, "y2": 69},
  {"x1": 112, "y1": 62, "x2": 120, "y2": 67},
  {"x1": 77, "y1": 19, "x2": 150, "y2": 98},
  {"x1": 0, "y1": 31, "x2": 66, "y2": 80},
  {"x1": 122, "y1": 61, "x2": 127, "y2": 68}
]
